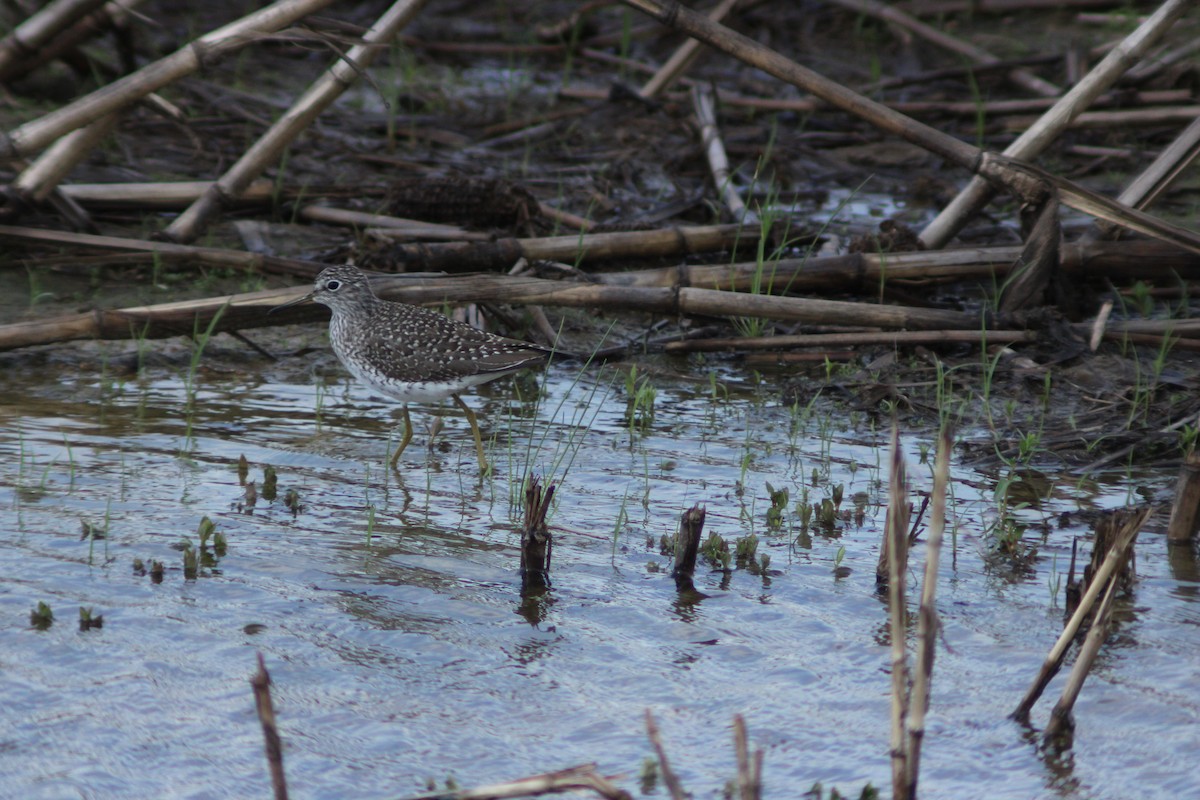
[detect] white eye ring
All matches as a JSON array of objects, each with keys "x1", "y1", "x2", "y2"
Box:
[{"x1": 326, "y1": 279, "x2": 342, "y2": 291}]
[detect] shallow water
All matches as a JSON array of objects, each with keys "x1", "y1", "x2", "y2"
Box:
[{"x1": 1, "y1": 340, "x2": 1197, "y2": 800}]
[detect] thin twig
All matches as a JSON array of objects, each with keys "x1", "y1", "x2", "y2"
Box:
[
  {"x1": 645, "y1": 711, "x2": 687, "y2": 800},
  {"x1": 250, "y1": 653, "x2": 289, "y2": 800}
]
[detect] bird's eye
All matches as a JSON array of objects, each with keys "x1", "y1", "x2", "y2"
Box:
[{"x1": 326, "y1": 279, "x2": 341, "y2": 291}]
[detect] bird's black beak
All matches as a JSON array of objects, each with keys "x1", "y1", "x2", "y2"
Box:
[{"x1": 269, "y1": 291, "x2": 314, "y2": 314}]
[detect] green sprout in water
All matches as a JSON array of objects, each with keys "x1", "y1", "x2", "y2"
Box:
[
  {"x1": 623, "y1": 364, "x2": 657, "y2": 434},
  {"x1": 700, "y1": 531, "x2": 730, "y2": 570},
  {"x1": 765, "y1": 481, "x2": 789, "y2": 530},
  {"x1": 262, "y1": 465, "x2": 278, "y2": 502},
  {"x1": 79, "y1": 606, "x2": 104, "y2": 631},
  {"x1": 182, "y1": 544, "x2": 198, "y2": 580},
  {"x1": 30, "y1": 601, "x2": 54, "y2": 630},
  {"x1": 735, "y1": 533, "x2": 759, "y2": 566}
]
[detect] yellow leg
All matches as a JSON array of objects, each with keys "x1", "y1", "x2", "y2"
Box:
[
  {"x1": 389, "y1": 405, "x2": 413, "y2": 469},
  {"x1": 452, "y1": 394, "x2": 488, "y2": 471}
]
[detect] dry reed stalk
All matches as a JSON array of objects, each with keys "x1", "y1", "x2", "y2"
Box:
[
  {"x1": 829, "y1": 0, "x2": 1060, "y2": 96},
  {"x1": 371, "y1": 223, "x2": 761, "y2": 271},
  {"x1": 1085, "y1": 114, "x2": 1200, "y2": 244},
  {"x1": 1003, "y1": 105, "x2": 1200, "y2": 132},
  {"x1": 0, "y1": 0, "x2": 337, "y2": 161},
  {"x1": 888, "y1": 89, "x2": 1191, "y2": 117},
  {"x1": 536, "y1": 202, "x2": 594, "y2": 232},
  {"x1": 665, "y1": 329, "x2": 1035, "y2": 353},
  {"x1": 13, "y1": 114, "x2": 120, "y2": 205},
  {"x1": 1099, "y1": 331, "x2": 1200, "y2": 352},
  {"x1": 1011, "y1": 506, "x2": 1152, "y2": 722},
  {"x1": 619, "y1": 0, "x2": 1200, "y2": 255},
  {"x1": 903, "y1": 425, "x2": 952, "y2": 798},
  {"x1": 298, "y1": 205, "x2": 482, "y2": 241},
  {"x1": 520, "y1": 478, "x2": 555, "y2": 591},
  {"x1": 59, "y1": 179, "x2": 279, "y2": 208},
  {"x1": 0, "y1": 0, "x2": 109, "y2": 79},
  {"x1": 731, "y1": 715, "x2": 762, "y2": 800},
  {"x1": 640, "y1": 0, "x2": 741, "y2": 98},
  {"x1": 165, "y1": 0, "x2": 428, "y2": 242},
  {"x1": 1124, "y1": 33, "x2": 1200, "y2": 84},
  {"x1": 250, "y1": 654, "x2": 289, "y2": 800},
  {"x1": 919, "y1": 0, "x2": 1190, "y2": 248},
  {"x1": 644, "y1": 712, "x2": 687, "y2": 800},
  {"x1": 692, "y1": 85, "x2": 755, "y2": 224},
  {"x1": 0, "y1": 0, "x2": 144, "y2": 84},
  {"x1": 620, "y1": 0, "x2": 976, "y2": 165},
  {"x1": 0, "y1": 223, "x2": 327, "y2": 274},
  {"x1": 1166, "y1": 450, "x2": 1200, "y2": 543},
  {"x1": 601, "y1": 239, "x2": 1200, "y2": 290},
  {"x1": 885, "y1": 426, "x2": 912, "y2": 800},
  {"x1": 0, "y1": 260, "x2": 993, "y2": 350},
  {"x1": 1042, "y1": 570, "x2": 1120, "y2": 744}
]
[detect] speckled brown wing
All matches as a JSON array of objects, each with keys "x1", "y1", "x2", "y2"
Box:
[{"x1": 355, "y1": 302, "x2": 548, "y2": 383}]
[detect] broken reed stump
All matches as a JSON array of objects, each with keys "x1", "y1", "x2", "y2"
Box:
[
  {"x1": 251, "y1": 653, "x2": 289, "y2": 800},
  {"x1": 521, "y1": 477, "x2": 555, "y2": 592},
  {"x1": 1166, "y1": 449, "x2": 1200, "y2": 543},
  {"x1": 1012, "y1": 506, "x2": 1151, "y2": 726},
  {"x1": 672, "y1": 505, "x2": 706, "y2": 594},
  {"x1": 1066, "y1": 507, "x2": 1141, "y2": 617}
]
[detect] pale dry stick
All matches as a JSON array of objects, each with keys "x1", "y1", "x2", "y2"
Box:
[
  {"x1": 692, "y1": 85, "x2": 757, "y2": 224},
  {"x1": 60, "y1": 178, "x2": 279, "y2": 208},
  {"x1": 885, "y1": 426, "x2": 912, "y2": 800},
  {"x1": 400, "y1": 764, "x2": 632, "y2": 800},
  {"x1": 567, "y1": 83, "x2": 1192, "y2": 121},
  {"x1": 919, "y1": 0, "x2": 1190, "y2": 249},
  {"x1": 640, "y1": 0, "x2": 740, "y2": 98},
  {"x1": 1003, "y1": 105, "x2": 1200, "y2": 132},
  {"x1": 165, "y1": 0, "x2": 428, "y2": 242},
  {"x1": 830, "y1": 0, "x2": 1060, "y2": 96},
  {"x1": 1088, "y1": 297, "x2": 1113, "y2": 351},
  {"x1": 1011, "y1": 506, "x2": 1152, "y2": 721},
  {"x1": 1126, "y1": 34, "x2": 1200, "y2": 84},
  {"x1": 0, "y1": 0, "x2": 109, "y2": 78},
  {"x1": 618, "y1": 0, "x2": 1200, "y2": 254},
  {"x1": 645, "y1": 711, "x2": 687, "y2": 800},
  {"x1": 665, "y1": 329, "x2": 1036, "y2": 353},
  {"x1": 1042, "y1": 568, "x2": 1122, "y2": 742},
  {"x1": 13, "y1": 90, "x2": 194, "y2": 206},
  {"x1": 903, "y1": 425, "x2": 952, "y2": 799},
  {"x1": 537, "y1": 201, "x2": 594, "y2": 232},
  {"x1": 298, "y1": 205, "x2": 484, "y2": 241},
  {"x1": 370, "y1": 223, "x2": 762, "y2": 267},
  {"x1": 1112, "y1": 113, "x2": 1200, "y2": 208},
  {"x1": 12, "y1": 115, "x2": 120, "y2": 205},
  {"x1": 0, "y1": 0, "x2": 337, "y2": 161},
  {"x1": 895, "y1": 89, "x2": 1191, "y2": 117}
]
